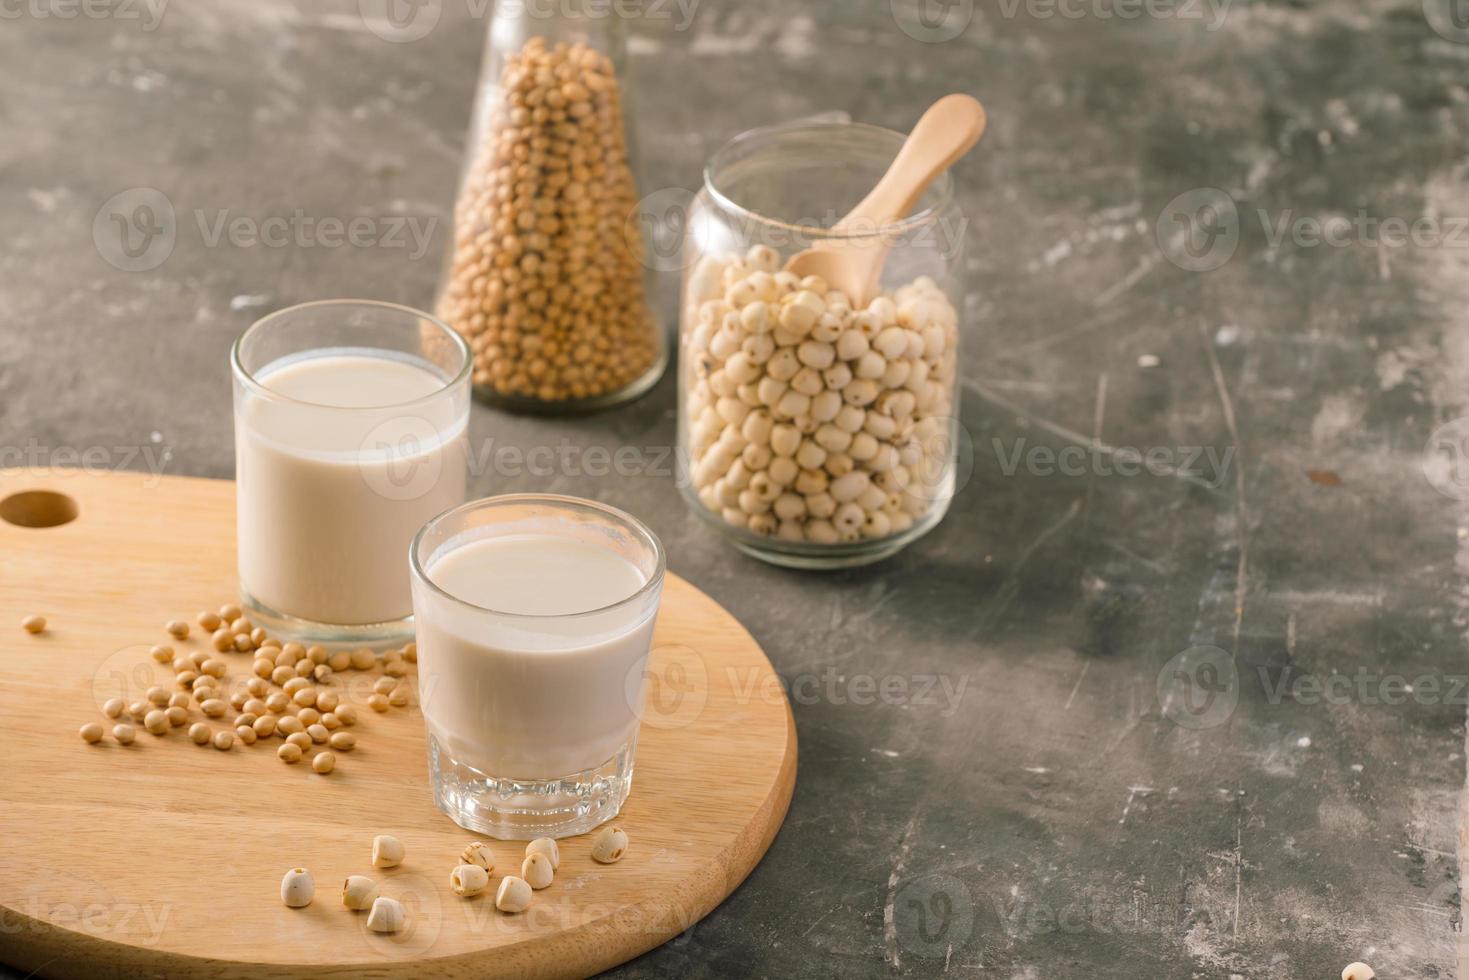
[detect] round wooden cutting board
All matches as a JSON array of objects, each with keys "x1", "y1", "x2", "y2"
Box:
[{"x1": 0, "y1": 468, "x2": 796, "y2": 980}]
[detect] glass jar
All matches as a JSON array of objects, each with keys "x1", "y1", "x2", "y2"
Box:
[
  {"x1": 435, "y1": 2, "x2": 665, "y2": 414},
  {"x1": 678, "y1": 120, "x2": 966, "y2": 569}
]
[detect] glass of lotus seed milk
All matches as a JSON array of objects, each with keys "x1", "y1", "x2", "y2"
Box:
[
  {"x1": 410, "y1": 494, "x2": 666, "y2": 839},
  {"x1": 231, "y1": 300, "x2": 471, "y2": 644}
]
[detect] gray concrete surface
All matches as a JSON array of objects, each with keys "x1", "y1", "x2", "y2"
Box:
[{"x1": 4, "y1": 0, "x2": 1469, "y2": 976}]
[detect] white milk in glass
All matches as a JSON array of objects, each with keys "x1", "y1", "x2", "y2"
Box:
[
  {"x1": 417, "y1": 533, "x2": 655, "y2": 778},
  {"x1": 236, "y1": 350, "x2": 467, "y2": 627}
]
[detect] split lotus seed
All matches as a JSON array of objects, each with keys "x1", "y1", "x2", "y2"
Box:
[
  {"x1": 450, "y1": 864, "x2": 490, "y2": 897},
  {"x1": 280, "y1": 868, "x2": 314, "y2": 908},
  {"x1": 372, "y1": 835, "x2": 405, "y2": 869},
  {"x1": 342, "y1": 875, "x2": 378, "y2": 910},
  {"x1": 461, "y1": 841, "x2": 495, "y2": 871},
  {"x1": 590, "y1": 825, "x2": 628, "y2": 864},
  {"x1": 521, "y1": 852, "x2": 554, "y2": 890},
  {"x1": 366, "y1": 896, "x2": 405, "y2": 933},
  {"x1": 495, "y1": 876, "x2": 532, "y2": 913}
]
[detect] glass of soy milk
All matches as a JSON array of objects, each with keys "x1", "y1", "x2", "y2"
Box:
[
  {"x1": 409, "y1": 494, "x2": 666, "y2": 839},
  {"x1": 231, "y1": 300, "x2": 471, "y2": 643}
]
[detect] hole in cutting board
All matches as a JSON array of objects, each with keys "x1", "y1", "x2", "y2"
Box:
[{"x1": 0, "y1": 490, "x2": 79, "y2": 528}]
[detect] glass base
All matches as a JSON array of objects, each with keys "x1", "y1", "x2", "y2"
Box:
[
  {"x1": 429, "y1": 735, "x2": 635, "y2": 840},
  {"x1": 241, "y1": 591, "x2": 415, "y2": 648},
  {"x1": 682, "y1": 486, "x2": 950, "y2": 570},
  {"x1": 470, "y1": 345, "x2": 667, "y2": 416}
]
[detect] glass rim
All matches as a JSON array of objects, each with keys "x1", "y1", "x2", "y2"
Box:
[
  {"x1": 230, "y1": 299, "x2": 472, "y2": 411},
  {"x1": 701, "y1": 118, "x2": 956, "y2": 241},
  {"x1": 410, "y1": 493, "x2": 667, "y2": 621}
]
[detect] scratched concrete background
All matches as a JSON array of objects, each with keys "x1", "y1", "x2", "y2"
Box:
[{"x1": 3, "y1": 0, "x2": 1469, "y2": 976}]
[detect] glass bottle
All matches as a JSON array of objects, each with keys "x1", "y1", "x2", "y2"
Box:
[{"x1": 436, "y1": 3, "x2": 665, "y2": 413}]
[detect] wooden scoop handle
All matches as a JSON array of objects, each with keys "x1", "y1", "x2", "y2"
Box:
[{"x1": 834, "y1": 94, "x2": 987, "y2": 232}]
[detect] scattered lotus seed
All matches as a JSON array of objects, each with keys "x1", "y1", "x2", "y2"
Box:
[
  {"x1": 102, "y1": 697, "x2": 124, "y2": 719},
  {"x1": 165, "y1": 706, "x2": 188, "y2": 727},
  {"x1": 590, "y1": 825, "x2": 628, "y2": 864},
  {"x1": 150, "y1": 645, "x2": 174, "y2": 664},
  {"x1": 461, "y1": 841, "x2": 495, "y2": 871},
  {"x1": 521, "y1": 852, "x2": 554, "y2": 890},
  {"x1": 165, "y1": 620, "x2": 190, "y2": 640},
  {"x1": 21, "y1": 615, "x2": 46, "y2": 634},
  {"x1": 342, "y1": 875, "x2": 378, "y2": 910},
  {"x1": 311, "y1": 751, "x2": 335, "y2": 774},
  {"x1": 197, "y1": 611, "x2": 221, "y2": 631},
  {"x1": 212, "y1": 730, "x2": 234, "y2": 751},
  {"x1": 526, "y1": 837, "x2": 560, "y2": 870},
  {"x1": 371, "y1": 835, "x2": 405, "y2": 868},
  {"x1": 450, "y1": 864, "x2": 490, "y2": 897},
  {"x1": 80, "y1": 722, "x2": 104, "y2": 744},
  {"x1": 144, "y1": 709, "x2": 169, "y2": 735},
  {"x1": 495, "y1": 876, "x2": 532, "y2": 913},
  {"x1": 280, "y1": 868, "x2": 314, "y2": 908},
  {"x1": 366, "y1": 896, "x2": 405, "y2": 933},
  {"x1": 277, "y1": 742, "x2": 303, "y2": 764},
  {"x1": 188, "y1": 723, "x2": 211, "y2": 745},
  {"x1": 112, "y1": 723, "x2": 136, "y2": 745},
  {"x1": 329, "y1": 731, "x2": 355, "y2": 751},
  {"x1": 368, "y1": 694, "x2": 389, "y2": 713},
  {"x1": 1342, "y1": 964, "x2": 1374, "y2": 980}
]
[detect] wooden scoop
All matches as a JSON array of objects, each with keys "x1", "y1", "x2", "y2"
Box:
[{"x1": 785, "y1": 94, "x2": 987, "y2": 307}]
